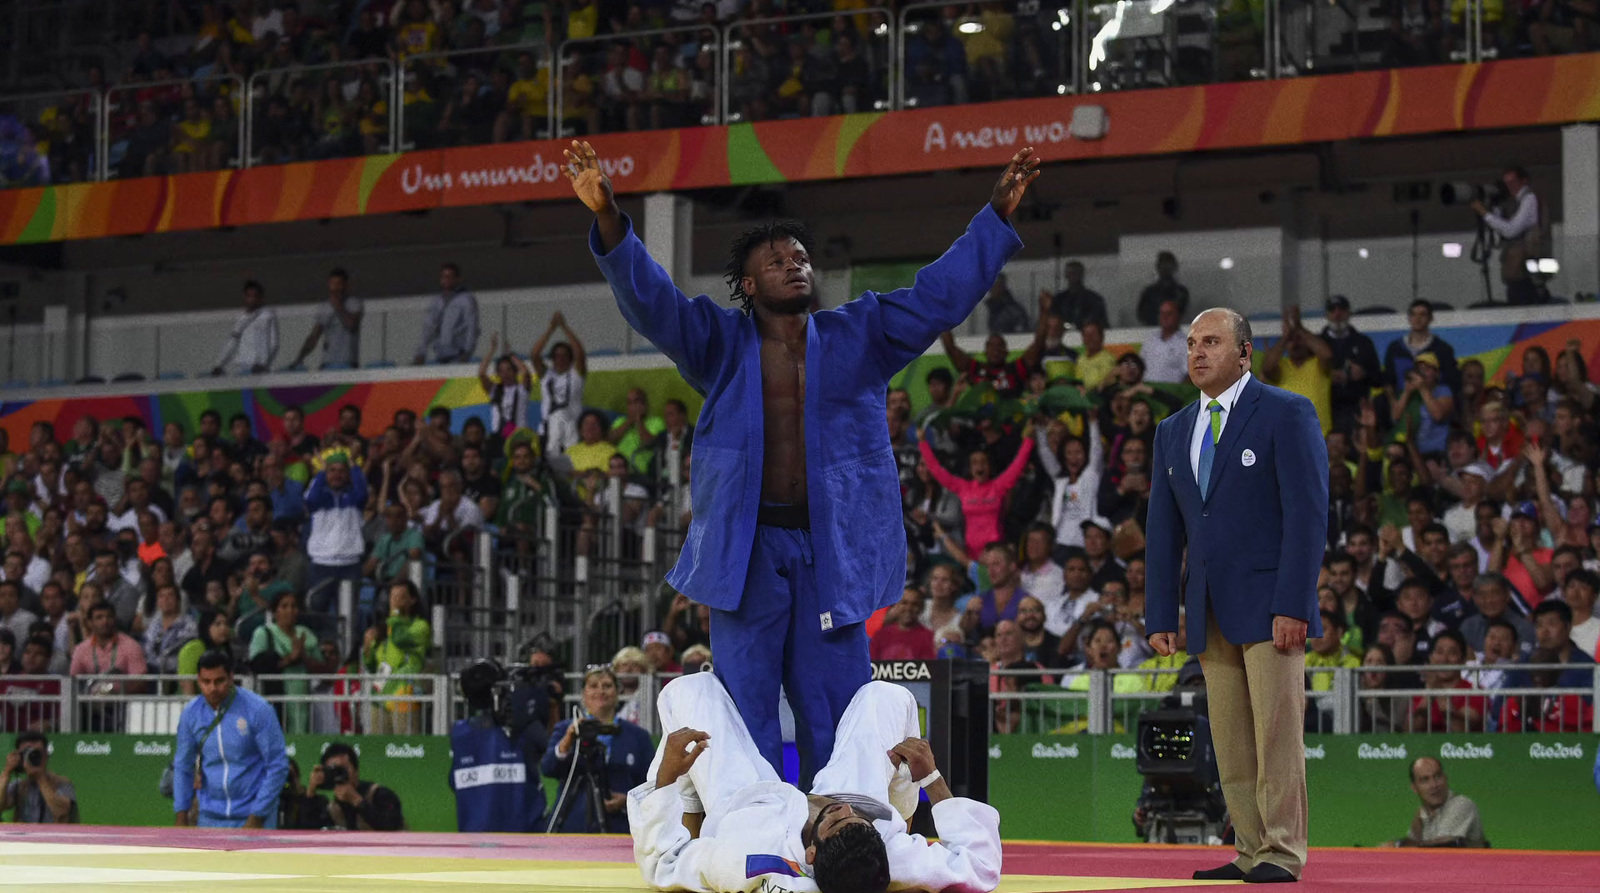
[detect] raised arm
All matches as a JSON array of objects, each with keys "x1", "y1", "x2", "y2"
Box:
[
  {"x1": 1020, "y1": 294, "x2": 1050, "y2": 369},
  {"x1": 853, "y1": 149, "x2": 1038, "y2": 375},
  {"x1": 477, "y1": 334, "x2": 500, "y2": 393},
  {"x1": 557, "y1": 311, "x2": 588, "y2": 377},
  {"x1": 1261, "y1": 316, "x2": 1291, "y2": 382},
  {"x1": 917, "y1": 436, "x2": 966, "y2": 493},
  {"x1": 941, "y1": 331, "x2": 973, "y2": 370},
  {"x1": 565, "y1": 140, "x2": 722, "y2": 390},
  {"x1": 528, "y1": 317, "x2": 557, "y2": 378}
]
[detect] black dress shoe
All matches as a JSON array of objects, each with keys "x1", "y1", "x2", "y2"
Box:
[
  {"x1": 1192, "y1": 863, "x2": 1248, "y2": 880},
  {"x1": 1243, "y1": 863, "x2": 1298, "y2": 883}
]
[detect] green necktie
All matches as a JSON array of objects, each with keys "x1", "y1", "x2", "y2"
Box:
[{"x1": 1198, "y1": 400, "x2": 1222, "y2": 499}]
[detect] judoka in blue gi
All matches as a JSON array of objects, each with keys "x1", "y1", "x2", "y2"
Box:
[{"x1": 565, "y1": 139, "x2": 1042, "y2": 787}]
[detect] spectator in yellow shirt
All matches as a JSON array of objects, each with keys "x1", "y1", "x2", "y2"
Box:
[
  {"x1": 564, "y1": 410, "x2": 618, "y2": 474},
  {"x1": 1261, "y1": 306, "x2": 1334, "y2": 434},
  {"x1": 1137, "y1": 611, "x2": 1189, "y2": 692},
  {"x1": 392, "y1": 0, "x2": 442, "y2": 59},
  {"x1": 1074, "y1": 320, "x2": 1115, "y2": 390},
  {"x1": 1306, "y1": 609, "x2": 1361, "y2": 691},
  {"x1": 496, "y1": 51, "x2": 549, "y2": 142}
]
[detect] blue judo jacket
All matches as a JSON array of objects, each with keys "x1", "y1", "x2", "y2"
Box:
[
  {"x1": 173, "y1": 685, "x2": 289, "y2": 823},
  {"x1": 591, "y1": 204, "x2": 1023, "y2": 626}
]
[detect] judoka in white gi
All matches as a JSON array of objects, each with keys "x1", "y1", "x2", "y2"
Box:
[{"x1": 627, "y1": 673, "x2": 1002, "y2": 893}]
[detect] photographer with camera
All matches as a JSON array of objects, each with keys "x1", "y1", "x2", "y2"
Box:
[
  {"x1": 297, "y1": 742, "x2": 405, "y2": 831},
  {"x1": 450, "y1": 658, "x2": 547, "y2": 832},
  {"x1": 1, "y1": 731, "x2": 77, "y2": 823},
  {"x1": 1471, "y1": 165, "x2": 1550, "y2": 305},
  {"x1": 542, "y1": 665, "x2": 652, "y2": 833}
]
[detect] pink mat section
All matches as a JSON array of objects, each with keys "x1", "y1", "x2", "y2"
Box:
[{"x1": 2, "y1": 826, "x2": 1591, "y2": 891}]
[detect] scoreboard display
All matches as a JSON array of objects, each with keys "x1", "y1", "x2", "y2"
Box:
[{"x1": 871, "y1": 659, "x2": 990, "y2": 807}]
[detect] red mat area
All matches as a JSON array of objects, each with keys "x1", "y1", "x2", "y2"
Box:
[
  {"x1": 3, "y1": 826, "x2": 1590, "y2": 891},
  {"x1": 1004, "y1": 841, "x2": 1598, "y2": 892}
]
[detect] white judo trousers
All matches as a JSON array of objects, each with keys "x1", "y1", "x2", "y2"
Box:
[{"x1": 628, "y1": 673, "x2": 1003, "y2": 893}]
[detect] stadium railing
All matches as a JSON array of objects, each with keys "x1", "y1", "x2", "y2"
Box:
[{"x1": 989, "y1": 663, "x2": 1600, "y2": 734}]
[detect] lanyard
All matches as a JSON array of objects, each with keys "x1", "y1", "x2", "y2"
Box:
[{"x1": 91, "y1": 637, "x2": 118, "y2": 675}]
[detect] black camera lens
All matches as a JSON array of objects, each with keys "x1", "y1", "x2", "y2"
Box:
[{"x1": 23, "y1": 748, "x2": 42, "y2": 768}]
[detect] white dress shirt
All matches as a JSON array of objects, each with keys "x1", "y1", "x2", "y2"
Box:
[
  {"x1": 1482, "y1": 186, "x2": 1539, "y2": 241},
  {"x1": 418, "y1": 289, "x2": 481, "y2": 363},
  {"x1": 1142, "y1": 329, "x2": 1189, "y2": 383},
  {"x1": 1189, "y1": 372, "x2": 1253, "y2": 483},
  {"x1": 215, "y1": 307, "x2": 280, "y2": 373}
]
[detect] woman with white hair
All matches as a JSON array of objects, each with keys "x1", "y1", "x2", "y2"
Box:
[{"x1": 612, "y1": 645, "x2": 650, "y2": 725}]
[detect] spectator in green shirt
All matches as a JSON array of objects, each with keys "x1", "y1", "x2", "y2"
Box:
[
  {"x1": 362, "y1": 580, "x2": 432, "y2": 735},
  {"x1": 233, "y1": 551, "x2": 296, "y2": 645},
  {"x1": 365, "y1": 503, "x2": 424, "y2": 587},
  {"x1": 249, "y1": 590, "x2": 338, "y2": 735},
  {"x1": 608, "y1": 388, "x2": 665, "y2": 475},
  {"x1": 178, "y1": 610, "x2": 239, "y2": 696},
  {"x1": 497, "y1": 437, "x2": 568, "y2": 548}
]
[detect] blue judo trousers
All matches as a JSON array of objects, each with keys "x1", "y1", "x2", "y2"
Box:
[
  {"x1": 712, "y1": 520, "x2": 870, "y2": 787},
  {"x1": 591, "y1": 204, "x2": 1023, "y2": 786}
]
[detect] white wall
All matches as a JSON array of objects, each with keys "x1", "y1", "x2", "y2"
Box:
[{"x1": 8, "y1": 217, "x2": 1590, "y2": 384}]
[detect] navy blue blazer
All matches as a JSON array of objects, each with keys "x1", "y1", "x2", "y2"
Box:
[{"x1": 1145, "y1": 375, "x2": 1329, "y2": 650}]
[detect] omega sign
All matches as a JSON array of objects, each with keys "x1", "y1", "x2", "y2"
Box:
[{"x1": 872, "y1": 662, "x2": 932, "y2": 682}]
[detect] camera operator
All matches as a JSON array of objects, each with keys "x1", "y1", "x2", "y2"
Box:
[
  {"x1": 541, "y1": 666, "x2": 652, "y2": 833},
  {"x1": 297, "y1": 743, "x2": 405, "y2": 831},
  {"x1": 450, "y1": 659, "x2": 546, "y2": 832},
  {"x1": 1472, "y1": 165, "x2": 1549, "y2": 305},
  {"x1": 2, "y1": 731, "x2": 78, "y2": 823}
]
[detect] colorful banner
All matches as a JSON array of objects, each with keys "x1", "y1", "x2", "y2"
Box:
[
  {"x1": 2, "y1": 55, "x2": 1600, "y2": 245},
  {"x1": 989, "y1": 732, "x2": 1600, "y2": 849},
  {"x1": 2, "y1": 315, "x2": 1596, "y2": 447},
  {"x1": 0, "y1": 366, "x2": 706, "y2": 450}
]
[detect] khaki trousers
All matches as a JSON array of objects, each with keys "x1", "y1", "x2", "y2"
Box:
[{"x1": 1197, "y1": 613, "x2": 1309, "y2": 877}]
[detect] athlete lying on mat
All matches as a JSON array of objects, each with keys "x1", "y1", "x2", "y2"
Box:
[{"x1": 627, "y1": 673, "x2": 1001, "y2": 893}]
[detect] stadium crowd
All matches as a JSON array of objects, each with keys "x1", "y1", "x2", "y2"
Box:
[
  {"x1": 876, "y1": 288, "x2": 1598, "y2": 735},
  {"x1": 7, "y1": 0, "x2": 1593, "y2": 187},
  {"x1": 0, "y1": 250, "x2": 1594, "y2": 742},
  {"x1": 0, "y1": 298, "x2": 710, "y2": 738}
]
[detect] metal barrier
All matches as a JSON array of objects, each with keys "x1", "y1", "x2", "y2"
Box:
[
  {"x1": 899, "y1": 0, "x2": 1065, "y2": 107},
  {"x1": 0, "y1": 87, "x2": 100, "y2": 187},
  {"x1": 557, "y1": 25, "x2": 723, "y2": 138},
  {"x1": 102, "y1": 75, "x2": 243, "y2": 181},
  {"x1": 989, "y1": 662, "x2": 1600, "y2": 737},
  {"x1": 723, "y1": 8, "x2": 893, "y2": 123},
  {"x1": 3, "y1": 672, "x2": 445, "y2": 736},
  {"x1": 399, "y1": 41, "x2": 553, "y2": 151},
  {"x1": 244, "y1": 59, "x2": 397, "y2": 166}
]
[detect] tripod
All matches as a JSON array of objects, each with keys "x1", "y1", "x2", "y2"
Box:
[{"x1": 546, "y1": 738, "x2": 612, "y2": 833}]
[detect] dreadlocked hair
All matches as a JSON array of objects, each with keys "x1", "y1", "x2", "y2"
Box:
[
  {"x1": 812, "y1": 822, "x2": 890, "y2": 893},
  {"x1": 724, "y1": 220, "x2": 815, "y2": 314}
]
